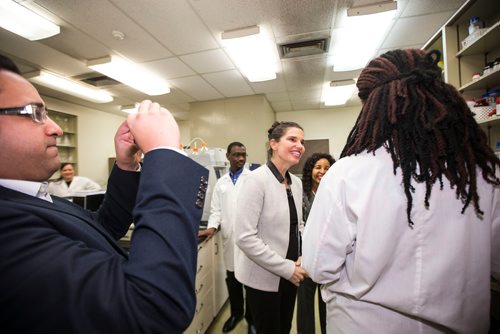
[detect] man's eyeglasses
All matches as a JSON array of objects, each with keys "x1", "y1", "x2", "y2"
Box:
[{"x1": 0, "y1": 104, "x2": 48, "y2": 123}]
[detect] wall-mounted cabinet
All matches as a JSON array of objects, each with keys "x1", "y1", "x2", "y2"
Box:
[
  {"x1": 48, "y1": 110, "x2": 78, "y2": 179},
  {"x1": 424, "y1": 0, "x2": 500, "y2": 148}
]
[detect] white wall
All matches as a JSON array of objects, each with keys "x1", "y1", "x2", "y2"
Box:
[
  {"x1": 44, "y1": 96, "x2": 126, "y2": 187},
  {"x1": 276, "y1": 105, "x2": 361, "y2": 159},
  {"x1": 178, "y1": 120, "x2": 191, "y2": 148},
  {"x1": 189, "y1": 95, "x2": 275, "y2": 164}
]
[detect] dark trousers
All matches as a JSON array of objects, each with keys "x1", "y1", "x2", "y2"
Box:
[
  {"x1": 245, "y1": 278, "x2": 297, "y2": 334},
  {"x1": 297, "y1": 277, "x2": 326, "y2": 334},
  {"x1": 226, "y1": 270, "x2": 252, "y2": 324}
]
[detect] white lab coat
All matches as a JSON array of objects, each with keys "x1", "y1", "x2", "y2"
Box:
[
  {"x1": 302, "y1": 148, "x2": 500, "y2": 334},
  {"x1": 207, "y1": 168, "x2": 250, "y2": 271},
  {"x1": 48, "y1": 176, "x2": 101, "y2": 197}
]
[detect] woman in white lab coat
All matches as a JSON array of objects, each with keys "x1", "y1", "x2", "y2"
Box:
[
  {"x1": 48, "y1": 163, "x2": 101, "y2": 197},
  {"x1": 302, "y1": 49, "x2": 500, "y2": 333},
  {"x1": 234, "y1": 121, "x2": 307, "y2": 334}
]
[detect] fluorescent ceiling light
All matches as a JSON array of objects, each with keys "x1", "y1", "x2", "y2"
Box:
[
  {"x1": 221, "y1": 25, "x2": 278, "y2": 82},
  {"x1": 331, "y1": 6, "x2": 396, "y2": 72},
  {"x1": 347, "y1": 1, "x2": 397, "y2": 16},
  {"x1": 322, "y1": 79, "x2": 357, "y2": 106},
  {"x1": 87, "y1": 56, "x2": 170, "y2": 96},
  {"x1": 0, "y1": 1, "x2": 60, "y2": 41},
  {"x1": 121, "y1": 104, "x2": 139, "y2": 114},
  {"x1": 26, "y1": 71, "x2": 113, "y2": 103}
]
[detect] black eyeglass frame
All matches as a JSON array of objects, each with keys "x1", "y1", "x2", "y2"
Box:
[{"x1": 0, "y1": 104, "x2": 48, "y2": 123}]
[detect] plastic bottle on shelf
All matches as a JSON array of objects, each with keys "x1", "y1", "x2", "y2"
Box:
[
  {"x1": 191, "y1": 146, "x2": 199, "y2": 156},
  {"x1": 200, "y1": 142, "x2": 209, "y2": 154},
  {"x1": 468, "y1": 17, "x2": 481, "y2": 35},
  {"x1": 495, "y1": 142, "x2": 500, "y2": 160}
]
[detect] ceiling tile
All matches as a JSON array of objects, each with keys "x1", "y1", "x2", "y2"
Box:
[
  {"x1": 189, "y1": 0, "x2": 267, "y2": 33},
  {"x1": 35, "y1": 0, "x2": 172, "y2": 62},
  {"x1": 169, "y1": 76, "x2": 224, "y2": 101},
  {"x1": 146, "y1": 57, "x2": 195, "y2": 79},
  {"x1": 154, "y1": 89, "x2": 197, "y2": 105},
  {"x1": 260, "y1": 0, "x2": 338, "y2": 38},
  {"x1": 288, "y1": 89, "x2": 322, "y2": 101},
  {"x1": 265, "y1": 92, "x2": 290, "y2": 102},
  {"x1": 291, "y1": 99, "x2": 321, "y2": 110},
  {"x1": 180, "y1": 49, "x2": 235, "y2": 74},
  {"x1": 382, "y1": 11, "x2": 456, "y2": 48},
  {"x1": 202, "y1": 70, "x2": 254, "y2": 97},
  {"x1": 271, "y1": 100, "x2": 293, "y2": 112},
  {"x1": 282, "y1": 57, "x2": 327, "y2": 91},
  {"x1": 249, "y1": 74, "x2": 287, "y2": 94},
  {"x1": 401, "y1": 0, "x2": 466, "y2": 17},
  {"x1": 109, "y1": 0, "x2": 219, "y2": 55}
]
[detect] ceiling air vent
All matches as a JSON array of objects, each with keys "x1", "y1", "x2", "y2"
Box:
[
  {"x1": 73, "y1": 73, "x2": 121, "y2": 87},
  {"x1": 279, "y1": 38, "x2": 329, "y2": 59}
]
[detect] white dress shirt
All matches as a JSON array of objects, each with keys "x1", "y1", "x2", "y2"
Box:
[
  {"x1": 302, "y1": 148, "x2": 500, "y2": 333},
  {"x1": 0, "y1": 179, "x2": 52, "y2": 202}
]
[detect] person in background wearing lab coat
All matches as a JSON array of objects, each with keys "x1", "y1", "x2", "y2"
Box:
[
  {"x1": 198, "y1": 142, "x2": 254, "y2": 333},
  {"x1": 302, "y1": 49, "x2": 500, "y2": 333},
  {"x1": 296, "y1": 152, "x2": 335, "y2": 334},
  {"x1": 48, "y1": 162, "x2": 101, "y2": 197},
  {"x1": 235, "y1": 121, "x2": 307, "y2": 334}
]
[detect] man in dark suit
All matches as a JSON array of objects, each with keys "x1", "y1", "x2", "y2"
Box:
[{"x1": 0, "y1": 56, "x2": 208, "y2": 333}]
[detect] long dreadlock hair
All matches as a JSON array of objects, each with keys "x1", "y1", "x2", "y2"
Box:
[
  {"x1": 341, "y1": 48, "x2": 500, "y2": 227},
  {"x1": 302, "y1": 153, "x2": 335, "y2": 200}
]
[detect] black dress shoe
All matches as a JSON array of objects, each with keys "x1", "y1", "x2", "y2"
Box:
[
  {"x1": 222, "y1": 315, "x2": 243, "y2": 332},
  {"x1": 247, "y1": 324, "x2": 257, "y2": 334}
]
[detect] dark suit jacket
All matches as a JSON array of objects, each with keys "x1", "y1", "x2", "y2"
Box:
[{"x1": 0, "y1": 149, "x2": 208, "y2": 334}]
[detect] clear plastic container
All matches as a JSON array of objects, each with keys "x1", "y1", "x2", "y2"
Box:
[
  {"x1": 495, "y1": 142, "x2": 500, "y2": 160},
  {"x1": 469, "y1": 17, "x2": 481, "y2": 35}
]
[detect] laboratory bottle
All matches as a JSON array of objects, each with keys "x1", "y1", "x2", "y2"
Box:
[{"x1": 468, "y1": 17, "x2": 480, "y2": 35}]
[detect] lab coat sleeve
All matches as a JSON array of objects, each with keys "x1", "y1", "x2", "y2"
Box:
[
  {"x1": 302, "y1": 169, "x2": 356, "y2": 285},
  {"x1": 207, "y1": 179, "x2": 222, "y2": 231},
  {"x1": 83, "y1": 177, "x2": 101, "y2": 191}
]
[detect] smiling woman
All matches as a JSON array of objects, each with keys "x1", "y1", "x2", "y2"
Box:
[
  {"x1": 234, "y1": 121, "x2": 307, "y2": 334},
  {"x1": 48, "y1": 162, "x2": 101, "y2": 197}
]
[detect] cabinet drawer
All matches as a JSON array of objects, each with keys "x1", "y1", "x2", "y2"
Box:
[
  {"x1": 195, "y1": 266, "x2": 213, "y2": 298},
  {"x1": 195, "y1": 240, "x2": 213, "y2": 286},
  {"x1": 184, "y1": 287, "x2": 214, "y2": 334}
]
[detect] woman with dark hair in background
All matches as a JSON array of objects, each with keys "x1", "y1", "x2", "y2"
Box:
[
  {"x1": 297, "y1": 152, "x2": 335, "y2": 334},
  {"x1": 235, "y1": 121, "x2": 308, "y2": 334},
  {"x1": 302, "y1": 49, "x2": 499, "y2": 333}
]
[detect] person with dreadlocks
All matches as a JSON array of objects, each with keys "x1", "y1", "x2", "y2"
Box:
[{"x1": 301, "y1": 48, "x2": 499, "y2": 333}]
